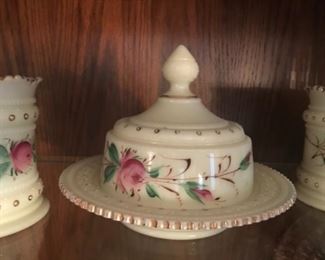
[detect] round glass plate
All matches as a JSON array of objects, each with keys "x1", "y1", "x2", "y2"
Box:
[{"x1": 59, "y1": 156, "x2": 296, "y2": 239}]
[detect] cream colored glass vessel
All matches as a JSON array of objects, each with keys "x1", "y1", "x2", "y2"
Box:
[
  {"x1": 59, "y1": 45, "x2": 296, "y2": 240},
  {"x1": 101, "y1": 45, "x2": 253, "y2": 209},
  {"x1": 297, "y1": 85, "x2": 325, "y2": 210},
  {"x1": 0, "y1": 76, "x2": 49, "y2": 237}
]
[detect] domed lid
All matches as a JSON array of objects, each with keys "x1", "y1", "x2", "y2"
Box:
[{"x1": 112, "y1": 45, "x2": 246, "y2": 147}]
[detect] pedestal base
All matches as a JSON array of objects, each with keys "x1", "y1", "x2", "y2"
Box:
[
  {"x1": 0, "y1": 197, "x2": 50, "y2": 238},
  {"x1": 123, "y1": 223, "x2": 225, "y2": 240},
  {"x1": 296, "y1": 167, "x2": 325, "y2": 211},
  {"x1": 296, "y1": 183, "x2": 325, "y2": 211}
]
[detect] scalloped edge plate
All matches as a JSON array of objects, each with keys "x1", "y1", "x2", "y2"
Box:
[{"x1": 59, "y1": 156, "x2": 296, "y2": 240}]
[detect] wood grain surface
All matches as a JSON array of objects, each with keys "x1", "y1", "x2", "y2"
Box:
[
  {"x1": 1, "y1": 162, "x2": 324, "y2": 260},
  {"x1": 0, "y1": 0, "x2": 324, "y2": 163}
]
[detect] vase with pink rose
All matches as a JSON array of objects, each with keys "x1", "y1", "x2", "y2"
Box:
[{"x1": 0, "y1": 75, "x2": 49, "y2": 237}]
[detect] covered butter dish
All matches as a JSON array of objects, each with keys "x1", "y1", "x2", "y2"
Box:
[
  {"x1": 59, "y1": 45, "x2": 296, "y2": 240},
  {"x1": 101, "y1": 45, "x2": 253, "y2": 209}
]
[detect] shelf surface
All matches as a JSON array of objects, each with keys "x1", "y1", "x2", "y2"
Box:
[{"x1": 0, "y1": 161, "x2": 324, "y2": 260}]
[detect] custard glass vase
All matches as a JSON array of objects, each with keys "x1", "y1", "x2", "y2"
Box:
[
  {"x1": 297, "y1": 85, "x2": 325, "y2": 211},
  {"x1": 0, "y1": 76, "x2": 49, "y2": 237}
]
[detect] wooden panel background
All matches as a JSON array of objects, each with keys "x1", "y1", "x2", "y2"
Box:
[{"x1": 0, "y1": 0, "x2": 324, "y2": 163}]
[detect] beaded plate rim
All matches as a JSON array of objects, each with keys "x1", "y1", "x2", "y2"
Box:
[{"x1": 59, "y1": 156, "x2": 296, "y2": 231}]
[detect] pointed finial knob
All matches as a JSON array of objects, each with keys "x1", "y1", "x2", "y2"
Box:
[{"x1": 162, "y1": 45, "x2": 199, "y2": 97}]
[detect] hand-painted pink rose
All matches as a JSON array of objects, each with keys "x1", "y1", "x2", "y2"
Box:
[
  {"x1": 116, "y1": 158, "x2": 145, "y2": 193},
  {"x1": 193, "y1": 188, "x2": 214, "y2": 201},
  {"x1": 120, "y1": 148, "x2": 133, "y2": 165},
  {"x1": 10, "y1": 141, "x2": 33, "y2": 173}
]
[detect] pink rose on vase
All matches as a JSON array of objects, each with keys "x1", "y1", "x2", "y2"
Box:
[
  {"x1": 193, "y1": 188, "x2": 214, "y2": 201},
  {"x1": 120, "y1": 148, "x2": 133, "y2": 165},
  {"x1": 116, "y1": 158, "x2": 146, "y2": 193},
  {"x1": 10, "y1": 141, "x2": 33, "y2": 173}
]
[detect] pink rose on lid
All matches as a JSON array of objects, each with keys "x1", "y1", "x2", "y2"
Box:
[
  {"x1": 10, "y1": 141, "x2": 33, "y2": 173},
  {"x1": 116, "y1": 158, "x2": 145, "y2": 193}
]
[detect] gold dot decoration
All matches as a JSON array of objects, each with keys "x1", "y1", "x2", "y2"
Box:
[
  {"x1": 314, "y1": 182, "x2": 319, "y2": 188},
  {"x1": 136, "y1": 127, "x2": 142, "y2": 131},
  {"x1": 24, "y1": 113, "x2": 29, "y2": 120},
  {"x1": 154, "y1": 129, "x2": 160, "y2": 134},
  {"x1": 13, "y1": 200, "x2": 20, "y2": 207},
  {"x1": 8, "y1": 114, "x2": 15, "y2": 121},
  {"x1": 28, "y1": 195, "x2": 33, "y2": 201}
]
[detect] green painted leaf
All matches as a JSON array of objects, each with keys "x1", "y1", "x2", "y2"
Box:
[
  {"x1": 239, "y1": 152, "x2": 251, "y2": 171},
  {"x1": 149, "y1": 168, "x2": 160, "y2": 178},
  {"x1": 104, "y1": 165, "x2": 116, "y2": 183},
  {"x1": 184, "y1": 181, "x2": 204, "y2": 189},
  {"x1": 0, "y1": 145, "x2": 9, "y2": 159},
  {"x1": 0, "y1": 161, "x2": 10, "y2": 177},
  {"x1": 145, "y1": 184, "x2": 160, "y2": 198},
  {"x1": 108, "y1": 143, "x2": 119, "y2": 165},
  {"x1": 184, "y1": 188, "x2": 204, "y2": 204}
]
